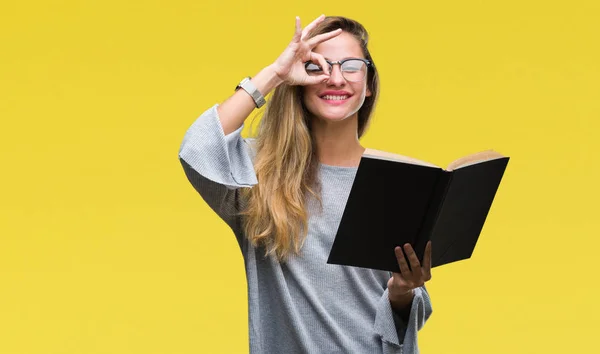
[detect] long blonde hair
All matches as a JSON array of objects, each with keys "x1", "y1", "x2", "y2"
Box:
[{"x1": 241, "y1": 16, "x2": 380, "y2": 261}]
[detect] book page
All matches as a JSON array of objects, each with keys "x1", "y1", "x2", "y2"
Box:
[
  {"x1": 363, "y1": 148, "x2": 440, "y2": 168},
  {"x1": 446, "y1": 150, "x2": 506, "y2": 171}
]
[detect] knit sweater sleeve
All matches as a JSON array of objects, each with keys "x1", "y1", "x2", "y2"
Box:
[
  {"x1": 178, "y1": 103, "x2": 258, "y2": 252},
  {"x1": 374, "y1": 285, "x2": 433, "y2": 354}
]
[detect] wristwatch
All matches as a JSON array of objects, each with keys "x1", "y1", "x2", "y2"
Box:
[{"x1": 235, "y1": 77, "x2": 266, "y2": 108}]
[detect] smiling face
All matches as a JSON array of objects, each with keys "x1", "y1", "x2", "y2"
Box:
[{"x1": 302, "y1": 31, "x2": 372, "y2": 123}]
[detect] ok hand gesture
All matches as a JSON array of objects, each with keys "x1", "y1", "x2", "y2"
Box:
[{"x1": 272, "y1": 15, "x2": 342, "y2": 86}]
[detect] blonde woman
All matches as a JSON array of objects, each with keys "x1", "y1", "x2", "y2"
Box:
[{"x1": 179, "y1": 15, "x2": 433, "y2": 354}]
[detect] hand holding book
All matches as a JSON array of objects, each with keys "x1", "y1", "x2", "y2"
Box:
[{"x1": 388, "y1": 241, "x2": 433, "y2": 314}]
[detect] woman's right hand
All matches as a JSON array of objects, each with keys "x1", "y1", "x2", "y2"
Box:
[{"x1": 272, "y1": 15, "x2": 343, "y2": 86}]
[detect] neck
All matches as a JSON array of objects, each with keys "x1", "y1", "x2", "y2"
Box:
[{"x1": 311, "y1": 114, "x2": 366, "y2": 167}]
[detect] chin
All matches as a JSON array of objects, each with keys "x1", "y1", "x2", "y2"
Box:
[
  {"x1": 306, "y1": 100, "x2": 363, "y2": 123},
  {"x1": 314, "y1": 110, "x2": 355, "y2": 122}
]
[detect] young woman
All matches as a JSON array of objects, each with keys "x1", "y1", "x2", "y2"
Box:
[{"x1": 179, "y1": 15, "x2": 433, "y2": 354}]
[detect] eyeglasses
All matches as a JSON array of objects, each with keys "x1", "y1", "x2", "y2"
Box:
[{"x1": 304, "y1": 58, "x2": 372, "y2": 82}]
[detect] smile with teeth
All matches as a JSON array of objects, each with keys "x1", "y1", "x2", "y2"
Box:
[{"x1": 321, "y1": 95, "x2": 349, "y2": 101}]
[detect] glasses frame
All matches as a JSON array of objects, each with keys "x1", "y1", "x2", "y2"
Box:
[{"x1": 304, "y1": 58, "x2": 373, "y2": 82}]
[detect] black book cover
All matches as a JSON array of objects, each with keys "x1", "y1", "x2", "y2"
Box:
[{"x1": 326, "y1": 153, "x2": 509, "y2": 273}]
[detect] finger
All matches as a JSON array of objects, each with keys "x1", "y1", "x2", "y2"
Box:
[
  {"x1": 301, "y1": 14, "x2": 326, "y2": 40},
  {"x1": 306, "y1": 28, "x2": 343, "y2": 48},
  {"x1": 423, "y1": 241, "x2": 432, "y2": 270},
  {"x1": 403, "y1": 243, "x2": 422, "y2": 274},
  {"x1": 292, "y1": 16, "x2": 302, "y2": 42},
  {"x1": 395, "y1": 246, "x2": 411, "y2": 276},
  {"x1": 310, "y1": 52, "x2": 330, "y2": 76},
  {"x1": 423, "y1": 241, "x2": 433, "y2": 280},
  {"x1": 303, "y1": 74, "x2": 331, "y2": 85}
]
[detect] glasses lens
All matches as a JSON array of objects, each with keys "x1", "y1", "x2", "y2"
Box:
[
  {"x1": 305, "y1": 62, "x2": 325, "y2": 75},
  {"x1": 341, "y1": 60, "x2": 367, "y2": 82}
]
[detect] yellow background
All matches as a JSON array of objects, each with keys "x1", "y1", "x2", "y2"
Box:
[{"x1": 1, "y1": 0, "x2": 598, "y2": 353}]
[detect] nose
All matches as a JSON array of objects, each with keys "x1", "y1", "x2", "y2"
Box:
[{"x1": 326, "y1": 64, "x2": 346, "y2": 86}]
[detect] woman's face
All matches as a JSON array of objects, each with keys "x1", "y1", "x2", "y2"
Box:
[{"x1": 302, "y1": 31, "x2": 372, "y2": 123}]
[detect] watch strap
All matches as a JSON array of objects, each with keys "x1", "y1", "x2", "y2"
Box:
[{"x1": 235, "y1": 77, "x2": 266, "y2": 108}]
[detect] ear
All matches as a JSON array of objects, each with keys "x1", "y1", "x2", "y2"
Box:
[{"x1": 365, "y1": 86, "x2": 372, "y2": 97}]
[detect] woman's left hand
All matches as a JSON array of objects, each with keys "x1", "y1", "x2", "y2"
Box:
[{"x1": 387, "y1": 241, "x2": 432, "y2": 308}]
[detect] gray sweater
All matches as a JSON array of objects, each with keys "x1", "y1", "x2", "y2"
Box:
[{"x1": 178, "y1": 104, "x2": 432, "y2": 354}]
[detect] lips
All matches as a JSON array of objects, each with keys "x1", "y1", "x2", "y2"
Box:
[{"x1": 319, "y1": 91, "x2": 352, "y2": 105}]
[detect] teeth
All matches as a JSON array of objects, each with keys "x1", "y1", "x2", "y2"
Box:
[{"x1": 323, "y1": 95, "x2": 348, "y2": 100}]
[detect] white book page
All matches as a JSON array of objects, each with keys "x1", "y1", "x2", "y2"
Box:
[
  {"x1": 446, "y1": 150, "x2": 505, "y2": 171},
  {"x1": 363, "y1": 148, "x2": 440, "y2": 168}
]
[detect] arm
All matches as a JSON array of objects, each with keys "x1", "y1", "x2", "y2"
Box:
[
  {"x1": 178, "y1": 51, "x2": 285, "y2": 247},
  {"x1": 375, "y1": 286, "x2": 432, "y2": 354},
  {"x1": 178, "y1": 104, "x2": 259, "y2": 252},
  {"x1": 390, "y1": 288, "x2": 415, "y2": 323},
  {"x1": 217, "y1": 65, "x2": 282, "y2": 135},
  {"x1": 178, "y1": 64, "x2": 283, "y2": 199},
  {"x1": 373, "y1": 242, "x2": 433, "y2": 353}
]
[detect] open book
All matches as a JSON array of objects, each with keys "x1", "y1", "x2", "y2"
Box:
[{"x1": 326, "y1": 149, "x2": 510, "y2": 272}]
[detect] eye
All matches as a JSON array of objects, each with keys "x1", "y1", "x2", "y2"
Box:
[
  {"x1": 342, "y1": 60, "x2": 365, "y2": 73},
  {"x1": 305, "y1": 62, "x2": 323, "y2": 74}
]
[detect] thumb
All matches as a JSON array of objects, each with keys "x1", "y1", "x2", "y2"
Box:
[
  {"x1": 388, "y1": 272, "x2": 402, "y2": 287},
  {"x1": 391, "y1": 271, "x2": 403, "y2": 281}
]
